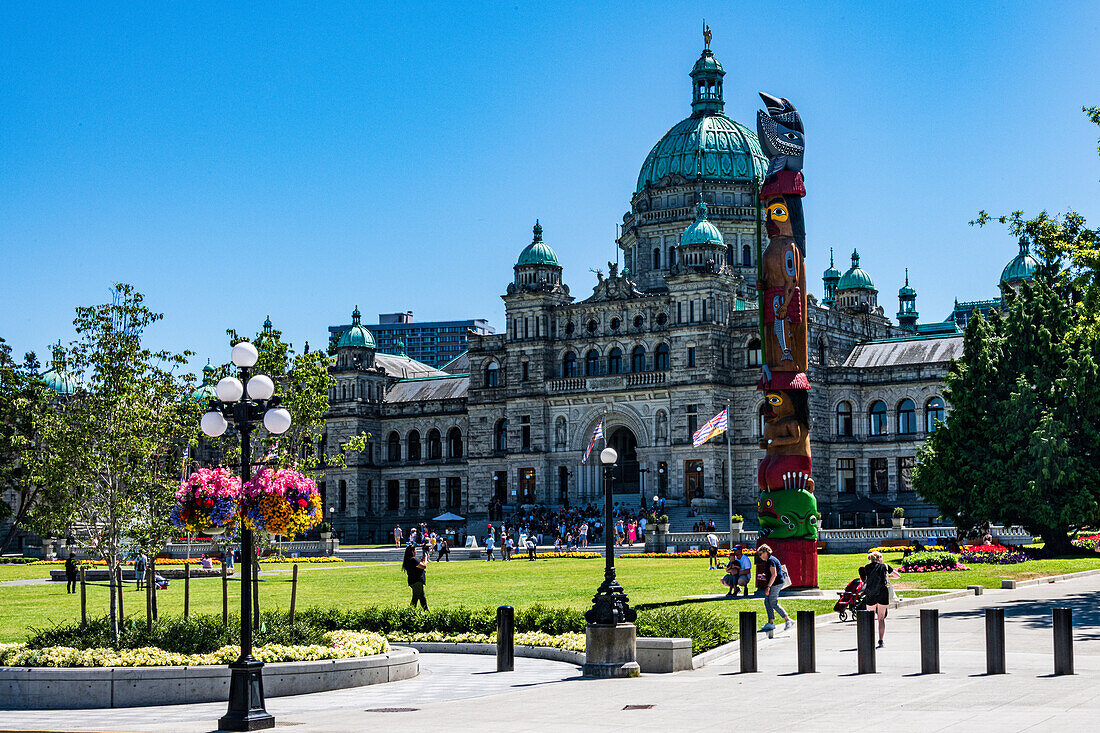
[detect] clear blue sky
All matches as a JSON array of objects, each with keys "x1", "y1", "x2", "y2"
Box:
[{"x1": 2, "y1": 2, "x2": 1098, "y2": 373}]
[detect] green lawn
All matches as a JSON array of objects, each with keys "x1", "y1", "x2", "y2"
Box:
[{"x1": 2, "y1": 552, "x2": 1097, "y2": 643}]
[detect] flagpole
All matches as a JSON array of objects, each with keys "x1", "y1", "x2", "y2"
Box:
[{"x1": 726, "y1": 400, "x2": 734, "y2": 547}]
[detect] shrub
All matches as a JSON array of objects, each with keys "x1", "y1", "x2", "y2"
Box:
[
  {"x1": 899, "y1": 551, "x2": 969, "y2": 572},
  {"x1": 730, "y1": 514, "x2": 744, "y2": 523},
  {"x1": 892, "y1": 507, "x2": 905, "y2": 518},
  {"x1": 635, "y1": 606, "x2": 733, "y2": 654}
]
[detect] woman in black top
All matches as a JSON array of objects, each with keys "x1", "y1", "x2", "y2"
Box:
[
  {"x1": 859, "y1": 551, "x2": 900, "y2": 647},
  {"x1": 402, "y1": 545, "x2": 429, "y2": 610}
]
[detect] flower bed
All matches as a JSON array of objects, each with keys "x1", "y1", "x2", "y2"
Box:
[
  {"x1": 387, "y1": 630, "x2": 585, "y2": 652},
  {"x1": 534, "y1": 552, "x2": 601, "y2": 559},
  {"x1": 899, "y1": 551, "x2": 971, "y2": 573},
  {"x1": 0, "y1": 631, "x2": 386, "y2": 668},
  {"x1": 959, "y1": 544, "x2": 1032, "y2": 565},
  {"x1": 1071, "y1": 534, "x2": 1099, "y2": 551},
  {"x1": 621, "y1": 550, "x2": 712, "y2": 558},
  {"x1": 262, "y1": 556, "x2": 345, "y2": 564},
  {"x1": 867, "y1": 545, "x2": 947, "y2": 554}
]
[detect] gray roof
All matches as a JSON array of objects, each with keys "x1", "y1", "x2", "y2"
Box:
[
  {"x1": 843, "y1": 334, "x2": 963, "y2": 368},
  {"x1": 374, "y1": 353, "x2": 445, "y2": 379},
  {"x1": 385, "y1": 374, "x2": 469, "y2": 403},
  {"x1": 440, "y1": 351, "x2": 470, "y2": 374}
]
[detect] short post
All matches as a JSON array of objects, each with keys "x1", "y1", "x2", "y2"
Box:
[
  {"x1": 79, "y1": 568, "x2": 87, "y2": 626},
  {"x1": 985, "y1": 608, "x2": 1006, "y2": 675},
  {"x1": 796, "y1": 610, "x2": 815, "y2": 673},
  {"x1": 496, "y1": 605, "x2": 514, "y2": 672},
  {"x1": 150, "y1": 559, "x2": 158, "y2": 620},
  {"x1": 184, "y1": 564, "x2": 191, "y2": 618},
  {"x1": 920, "y1": 608, "x2": 940, "y2": 674},
  {"x1": 739, "y1": 611, "x2": 757, "y2": 673},
  {"x1": 289, "y1": 564, "x2": 299, "y2": 624},
  {"x1": 221, "y1": 561, "x2": 229, "y2": 627},
  {"x1": 116, "y1": 566, "x2": 125, "y2": 619},
  {"x1": 1053, "y1": 607, "x2": 1073, "y2": 675},
  {"x1": 146, "y1": 571, "x2": 153, "y2": 631},
  {"x1": 856, "y1": 609, "x2": 875, "y2": 674}
]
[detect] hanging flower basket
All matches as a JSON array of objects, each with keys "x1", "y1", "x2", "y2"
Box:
[
  {"x1": 172, "y1": 468, "x2": 243, "y2": 536},
  {"x1": 242, "y1": 468, "x2": 323, "y2": 537}
]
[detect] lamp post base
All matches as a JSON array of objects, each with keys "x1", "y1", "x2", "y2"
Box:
[
  {"x1": 582, "y1": 623, "x2": 640, "y2": 678},
  {"x1": 218, "y1": 659, "x2": 274, "y2": 731}
]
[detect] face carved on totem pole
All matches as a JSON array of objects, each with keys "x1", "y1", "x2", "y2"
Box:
[
  {"x1": 765, "y1": 197, "x2": 793, "y2": 238},
  {"x1": 761, "y1": 391, "x2": 792, "y2": 424}
]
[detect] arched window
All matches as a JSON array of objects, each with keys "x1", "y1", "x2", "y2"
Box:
[
  {"x1": 585, "y1": 349, "x2": 600, "y2": 376},
  {"x1": 387, "y1": 432, "x2": 400, "y2": 462},
  {"x1": 869, "y1": 401, "x2": 888, "y2": 435},
  {"x1": 494, "y1": 419, "x2": 508, "y2": 452},
  {"x1": 653, "y1": 247, "x2": 661, "y2": 268},
  {"x1": 340, "y1": 385, "x2": 346, "y2": 400},
  {"x1": 485, "y1": 361, "x2": 499, "y2": 388},
  {"x1": 897, "y1": 399, "x2": 917, "y2": 435},
  {"x1": 836, "y1": 401, "x2": 853, "y2": 436},
  {"x1": 447, "y1": 427, "x2": 463, "y2": 458},
  {"x1": 747, "y1": 338, "x2": 762, "y2": 367},
  {"x1": 631, "y1": 345, "x2": 647, "y2": 372},
  {"x1": 562, "y1": 351, "x2": 577, "y2": 378},
  {"x1": 742, "y1": 244, "x2": 752, "y2": 267},
  {"x1": 608, "y1": 347, "x2": 622, "y2": 374},
  {"x1": 926, "y1": 397, "x2": 946, "y2": 433},
  {"x1": 407, "y1": 430, "x2": 421, "y2": 461},
  {"x1": 427, "y1": 429, "x2": 442, "y2": 460},
  {"x1": 655, "y1": 343, "x2": 670, "y2": 370}
]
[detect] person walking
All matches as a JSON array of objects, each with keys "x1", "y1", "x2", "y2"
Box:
[
  {"x1": 134, "y1": 552, "x2": 147, "y2": 590},
  {"x1": 502, "y1": 533, "x2": 513, "y2": 561},
  {"x1": 402, "y1": 545, "x2": 429, "y2": 610},
  {"x1": 485, "y1": 533, "x2": 496, "y2": 561},
  {"x1": 437, "y1": 537, "x2": 450, "y2": 562},
  {"x1": 859, "y1": 550, "x2": 900, "y2": 647},
  {"x1": 394, "y1": 525, "x2": 403, "y2": 548},
  {"x1": 526, "y1": 535, "x2": 537, "y2": 561},
  {"x1": 706, "y1": 532, "x2": 719, "y2": 569},
  {"x1": 757, "y1": 545, "x2": 792, "y2": 632},
  {"x1": 638, "y1": 514, "x2": 647, "y2": 540},
  {"x1": 579, "y1": 522, "x2": 588, "y2": 548},
  {"x1": 64, "y1": 551, "x2": 78, "y2": 594}
]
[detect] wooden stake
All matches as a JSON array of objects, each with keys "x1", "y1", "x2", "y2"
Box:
[
  {"x1": 221, "y1": 560, "x2": 228, "y2": 627},
  {"x1": 146, "y1": 569, "x2": 153, "y2": 631},
  {"x1": 80, "y1": 568, "x2": 87, "y2": 626},
  {"x1": 116, "y1": 566, "x2": 124, "y2": 620},
  {"x1": 184, "y1": 563, "x2": 190, "y2": 618},
  {"x1": 289, "y1": 563, "x2": 298, "y2": 624}
]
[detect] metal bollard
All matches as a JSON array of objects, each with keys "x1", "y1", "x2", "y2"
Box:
[
  {"x1": 796, "y1": 610, "x2": 815, "y2": 673},
  {"x1": 985, "y1": 608, "x2": 1006, "y2": 674},
  {"x1": 856, "y1": 609, "x2": 876, "y2": 674},
  {"x1": 739, "y1": 611, "x2": 758, "y2": 673},
  {"x1": 1053, "y1": 608, "x2": 1073, "y2": 675},
  {"x1": 496, "y1": 605, "x2": 514, "y2": 672},
  {"x1": 920, "y1": 608, "x2": 940, "y2": 674}
]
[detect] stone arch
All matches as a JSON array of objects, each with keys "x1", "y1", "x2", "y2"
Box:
[{"x1": 573, "y1": 406, "x2": 650, "y2": 451}]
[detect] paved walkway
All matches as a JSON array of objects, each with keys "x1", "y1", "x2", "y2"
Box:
[{"x1": 2, "y1": 573, "x2": 1097, "y2": 732}]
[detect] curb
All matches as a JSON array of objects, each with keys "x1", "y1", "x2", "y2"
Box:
[{"x1": 399, "y1": 641, "x2": 584, "y2": 666}]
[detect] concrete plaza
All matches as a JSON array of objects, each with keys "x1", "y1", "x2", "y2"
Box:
[{"x1": 2, "y1": 573, "x2": 1097, "y2": 732}]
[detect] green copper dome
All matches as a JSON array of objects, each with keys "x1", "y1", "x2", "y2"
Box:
[
  {"x1": 1000, "y1": 238, "x2": 1039, "y2": 283},
  {"x1": 636, "y1": 47, "x2": 767, "y2": 193},
  {"x1": 680, "y1": 202, "x2": 724, "y2": 247},
  {"x1": 337, "y1": 306, "x2": 377, "y2": 350},
  {"x1": 516, "y1": 220, "x2": 560, "y2": 267},
  {"x1": 191, "y1": 360, "x2": 217, "y2": 402},
  {"x1": 898, "y1": 268, "x2": 917, "y2": 297},
  {"x1": 837, "y1": 250, "x2": 875, "y2": 291},
  {"x1": 39, "y1": 346, "x2": 81, "y2": 395}
]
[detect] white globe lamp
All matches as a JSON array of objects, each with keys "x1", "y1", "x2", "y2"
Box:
[
  {"x1": 247, "y1": 374, "x2": 275, "y2": 401},
  {"x1": 600, "y1": 447, "x2": 618, "y2": 465},
  {"x1": 231, "y1": 341, "x2": 259, "y2": 368},
  {"x1": 263, "y1": 407, "x2": 292, "y2": 435},
  {"x1": 200, "y1": 411, "x2": 228, "y2": 437},
  {"x1": 216, "y1": 377, "x2": 244, "y2": 402}
]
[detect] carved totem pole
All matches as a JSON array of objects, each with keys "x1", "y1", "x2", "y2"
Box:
[{"x1": 755, "y1": 92, "x2": 819, "y2": 586}]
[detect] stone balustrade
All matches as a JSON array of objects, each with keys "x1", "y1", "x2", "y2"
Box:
[{"x1": 646, "y1": 526, "x2": 1034, "y2": 554}]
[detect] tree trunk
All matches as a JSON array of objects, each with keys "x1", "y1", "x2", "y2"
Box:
[
  {"x1": 0, "y1": 491, "x2": 35, "y2": 555},
  {"x1": 1040, "y1": 528, "x2": 1073, "y2": 556},
  {"x1": 107, "y1": 560, "x2": 119, "y2": 644}
]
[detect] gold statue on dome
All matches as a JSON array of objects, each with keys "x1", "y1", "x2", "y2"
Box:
[{"x1": 703, "y1": 23, "x2": 712, "y2": 50}]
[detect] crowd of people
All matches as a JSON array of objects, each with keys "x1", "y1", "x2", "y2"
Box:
[{"x1": 493, "y1": 501, "x2": 657, "y2": 551}]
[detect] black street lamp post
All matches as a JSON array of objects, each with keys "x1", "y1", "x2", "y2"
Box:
[
  {"x1": 585, "y1": 447, "x2": 636, "y2": 625},
  {"x1": 200, "y1": 341, "x2": 292, "y2": 732}
]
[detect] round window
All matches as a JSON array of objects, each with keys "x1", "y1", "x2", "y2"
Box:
[
  {"x1": 610, "y1": 317, "x2": 621, "y2": 331},
  {"x1": 565, "y1": 321, "x2": 575, "y2": 335},
  {"x1": 633, "y1": 315, "x2": 644, "y2": 328},
  {"x1": 587, "y1": 319, "x2": 598, "y2": 333},
  {"x1": 656, "y1": 313, "x2": 667, "y2": 326}
]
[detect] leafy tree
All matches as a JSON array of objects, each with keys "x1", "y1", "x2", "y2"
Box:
[{"x1": 30, "y1": 284, "x2": 198, "y2": 641}]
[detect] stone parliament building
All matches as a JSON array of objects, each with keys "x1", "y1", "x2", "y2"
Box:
[{"x1": 320, "y1": 43, "x2": 1038, "y2": 544}]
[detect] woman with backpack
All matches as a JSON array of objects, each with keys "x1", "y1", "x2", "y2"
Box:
[
  {"x1": 756, "y1": 544, "x2": 792, "y2": 632},
  {"x1": 859, "y1": 550, "x2": 901, "y2": 647},
  {"x1": 402, "y1": 544, "x2": 429, "y2": 610}
]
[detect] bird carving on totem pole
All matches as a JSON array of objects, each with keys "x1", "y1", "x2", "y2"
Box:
[{"x1": 755, "y1": 91, "x2": 818, "y2": 542}]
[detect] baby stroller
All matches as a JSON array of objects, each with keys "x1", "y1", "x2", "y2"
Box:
[
  {"x1": 834, "y1": 578, "x2": 864, "y2": 621},
  {"x1": 154, "y1": 574, "x2": 169, "y2": 591}
]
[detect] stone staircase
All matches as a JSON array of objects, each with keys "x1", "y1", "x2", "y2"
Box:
[{"x1": 663, "y1": 504, "x2": 742, "y2": 533}]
